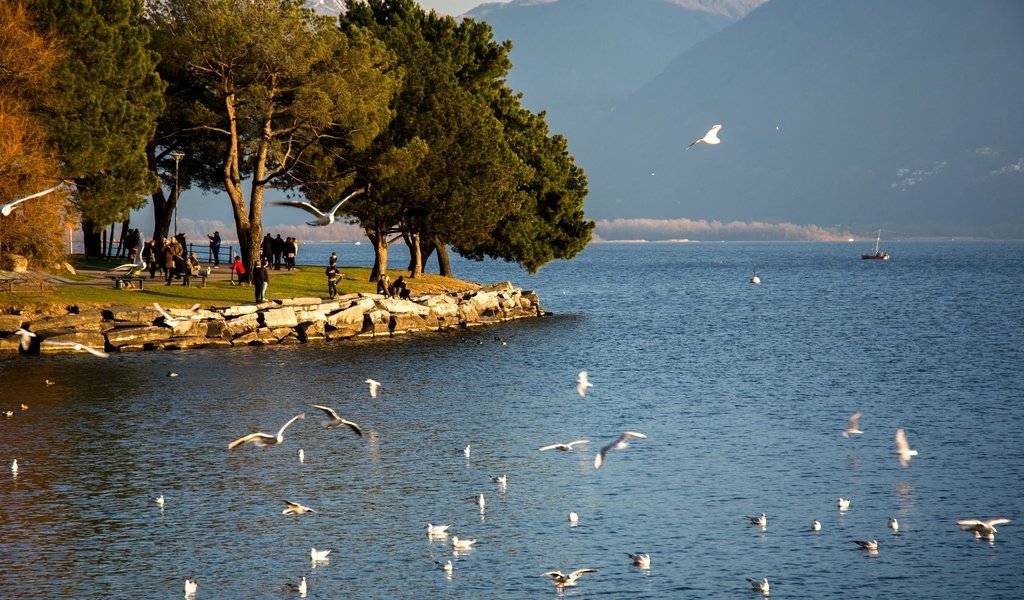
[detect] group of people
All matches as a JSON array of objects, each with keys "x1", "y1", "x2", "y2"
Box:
[
  {"x1": 260, "y1": 233, "x2": 299, "y2": 271},
  {"x1": 376, "y1": 273, "x2": 411, "y2": 300},
  {"x1": 139, "y1": 233, "x2": 203, "y2": 286}
]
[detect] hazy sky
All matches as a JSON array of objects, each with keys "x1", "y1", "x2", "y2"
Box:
[{"x1": 417, "y1": 0, "x2": 506, "y2": 16}]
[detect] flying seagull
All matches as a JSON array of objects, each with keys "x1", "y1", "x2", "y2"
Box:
[
  {"x1": 365, "y1": 379, "x2": 381, "y2": 399},
  {"x1": 686, "y1": 124, "x2": 722, "y2": 149},
  {"x1": 1, "y1": 182, "x2": 66, "y2": 217},
  {"x1": 282, "y1": 500, "x2": 316, "y2": 515},
  {"x1": 895, "y1": 428, "x2": 918, "y2": 467},
  {"x1": 14, "y1": 328, "x2": 35, "y2": 351},
  {"x1": 40, "y1": 339, "x2": 109, "y2": 358},
  {"x1": 274, "y1": 189, "x2": 364, "y2": 227},
  {"x1": 746, "y1": 577, "x2": 770, "y2": 595},
  {"x1": 576, "y1": 371, "x2": 593, "y2": 397},
  {"x1": 842, "y1": 411, "x2": 863, "y2": 437},
  {"x1": 310, "y1": 405, "x2": 363, "y2": 436},
  {"x1": 538, "y1": 439, "x2": 589, "y2": 452},
  {"x1": 594, "y1": 431, "x2": 647, "y2": 469},
  {"x1": 228, "y1": 413, "x2": 305, "y2": 449},
  {"x1": 957, "y1": 518, "x2": 1010, "y2": 540},
  {"x1": 543, "y1": 568, "x2": 598, "y2": 589},
  {"x1": 154, "y1": 302, "x2": 202, "y2": 327}
]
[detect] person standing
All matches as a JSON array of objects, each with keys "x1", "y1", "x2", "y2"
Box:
[
  {"x1": 283, "y1": 237, "x2": 297, "y2": 271},
  {"x1": 230, "y1": 254, "x2": 247, "y2": 285},
  {"x1": 272, "y1": 234, "x2": 284, "y2": 270},
  {"x1": 261, "y1": 233, "x2": 274, "y2": 265},
  {"x1": 142, "y1": 240, "x2": 156, "y2": 279},
  {"x1": 207, "y1": 231, "x2": 221, "y2": 266},
  {"x1": 252, "y1": 258, "x2": 269, "y2": 302},
  {"x1": 325, "y1": 252, "x2": 340, "y2": 299}
]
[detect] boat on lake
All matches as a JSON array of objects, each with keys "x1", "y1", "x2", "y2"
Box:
[{"x1": 862, "y1": 230, "x2": 890, "y2": 260}]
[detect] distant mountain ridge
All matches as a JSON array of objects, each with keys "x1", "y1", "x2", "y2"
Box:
[{"x1": 467, "y1": 0, "x2": 765, "y2": 19}]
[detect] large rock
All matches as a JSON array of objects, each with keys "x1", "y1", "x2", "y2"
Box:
[
  {"x1": 297, "y1": 320, "x2": 326, "y2": 342},
  {"x1": 105, "y1": 326, "x2": 173, "y2": 347},
  {"x1": 104, "y1": 308, "x2": 158, "y2": 325},
  {"x1": 260, "y1": 307, "x2": 298, "y2": 328},
  {"x1": 224, "y1": 312, "x2": 260, "y2": 336},
  {"x1": 0, "y1": 254, "x2": 29, "y2": 272},
  {"x1": 0, "y1": 314, "x2": 26, "y2": 333}
]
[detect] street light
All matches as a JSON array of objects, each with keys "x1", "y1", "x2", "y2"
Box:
[{"x1": 171, "y1": 151, "x2": 185, "y2": 236}]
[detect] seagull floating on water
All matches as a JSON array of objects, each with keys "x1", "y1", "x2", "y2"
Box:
[
  {"x1": 749, "y1": 513, "x2": 767, "y2": 528},
  {"x1": 888, "y1": 517, "x2": 899, "y2": 532},
  {"x1": 311, "y1": 547, "x2": 331, "y2": 562},
  {"x1": 854, "y1": 539, "x2": 879, "y2": 551},
  {"x1": 627, "y1": 552, "x2": 651, "y2": 569},
  {"x1": 746, "y1": 577, "x2": 770, "y2": 595},
  {"x1": 282, "y1": 500, "x2": 316, "y2": 515},
  {"x1": 957, "y1": 518, "x2": 1010, "y2": 540},
  {"x1": 274, "y1": 189, "x2": 364, "y2": 226},
  {"x1": 687, "y1": 124, "x2": 722, "y2": 149},
  {"x1": 40, "y1": 339, "x2": 109, "y2": 358},
  {"x1": 155, "y1": 495, "x2": 165, "y2": 509},
  {"x1": 427, "y1": 523, "x2": 450, "y2": 537},
  {"x1": 895, "y1": 428, "x2": 918, "y2": 467},
  {"x1": 184, "y1": 578, "x2": 198, "y2": 597},
  {"x1": 838, "y1": 498, "x2": 851, "y2": 511},
  {"x1": 539, "y1": 439, "x2": 588, "y2": 452},
  {"x1": 576, "y1": 371, "x2": 593, "y2": 397},
  {"x1": 11, "y1": 459, "x2": 18, "y2": 474},
  {"x1": 842, "y1": 411, "x2": 863, "y2": 437},
  {"x1": 463, "y1": 444, "x2": 471, "y2": 458},
  {"x1": 298, "y1": 449, "x2": 305, "y2": 463},
  {"x1": 811, "y1": 519, "x2": 822, "y2": 531},
  {"x1": 310, "y1": 405, "x2": 363, "y2": 436},
  {"x1": 568, "y1": 511, "x2": 579, "y2": 524},
  {"x1": 228, "y1": 414, "x2": 305, "y2": 449},
  {"x1": 14, "y1": 328, "x2": 35, "y2": 351},
  {"x1": 594, "y1": 431, "x2": 647, "y2": 469},
  {"x1": 543, "y1": 568, "x2": 598, "y2": 588},
  {"x1": 435, "y1": 559, "x2": 454, "y2": 574},
  {"x1": 284, "y1": 576, "x2": 306, "y2": 596},
  {"x1": 451, "y1": 536, "x2": 477, "y2": 551},
  {"x1": 491, "y1": 474, "x2": 507, "y2": 485}
]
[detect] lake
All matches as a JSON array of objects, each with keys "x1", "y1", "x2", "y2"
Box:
[{"x1": 2, "y1": 240, "x2": 1022, "y2": 598}]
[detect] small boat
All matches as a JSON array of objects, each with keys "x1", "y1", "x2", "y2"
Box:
[{"x1": 862, "y1": 230, "x2": 889, "y2": 260}]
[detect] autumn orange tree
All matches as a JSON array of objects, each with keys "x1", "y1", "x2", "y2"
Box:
[{"x1": 0, "y1": 0, "x2": 68, "y2": 267}]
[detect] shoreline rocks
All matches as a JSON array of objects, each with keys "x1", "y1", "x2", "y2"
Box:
[{"x1": 0, "y1": 283, "x2": 543, "y2": 355}]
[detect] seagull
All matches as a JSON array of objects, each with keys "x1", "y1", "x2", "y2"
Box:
[
  {"x1": 310, "y1": 405, "x2": 363, "y2": 436},
  {"x1": 466, "y1": 493, "x2": 486, "y2": 509},
  {"x1": 298, "y1": 449, "x2": 305, "y2": 463},
  {"x1": 284, "y1": 576, "x2": 307, "y2": 596},
  {"x1": 282, "y1": 500, "x2": 316, "y2": 515},
  {"x1": 811, "y1": 519, "x2": 822, "y2": 531},
  {"x1": 11, "y1": 459, "x2": 18, "y2": 474},
  {"x1": 1, "y1": 182, "x2": 66, "y2": 217},
  {"x1": 539, "y1": 439, "x2": 589, "y2": 452},
  {"x1": 686, "y1": 124, "x2": 722, "y2": 149},
  {"x1": 20, "y1": 404, "x2": 28, "y2": 411},
  {"x1": 491, "y1": 474, "x2": 507, "y2": 485},
  {"x1": 746, "y1": 577, "x2": 770, "y2": 595},
  {"x1": 451, "y1": 536, "x2": 477, "y2": 551},
  {"x1": 3, "y1": 410, "x2": 12, "y2": 417},
  {"x1": 364, "y1": 378, "x2": 381, "y2": 399},
  {"x1": 155, "y1": 495, "x2": 165, "y2": 509},
  {"x1": 184, "y1": 579, "x2": 198, "y2": 597},
  {"x1": 13, "y1": 328, "x2": 35, "y2": 351},
  {"x1": 957, "y1": 518, "x2": 1010, "y2": 540},
  {"x1": 436, "y1": 559, "x2": 454, "y2": 574},
  {"x1": 274, "y1": 189, "x2": 364, "y2": 226},
  {"x1": 154, "y1": 302, "x2": 202, "y2": 327},
  {"x1": 44, "y1": 379, "x2": 55, "y2": 386},
  {"x1": 166, "y1": 372, "x2": 179, "y2": 378},
  {"x1": 627, "y1": 552, "x2": 651, "y2": 569},
  {"x1": 543, "y1": 568, "x2": 598, "y2": 588},
  {"x1": 888, "y1": 517, "x2": 899, "y2": 532},
  {"x1": 463, "y1": 444, "x2": 471, "y2": 458},
  {"x1": 227, "y1": 413, "x2": 305, "y2": 449},
  {"x1": 842, "y1": 412, "x2": 863, "y2": 437},
  {"x1": 895, "y1": 428, "x2": 918, "y2": 467},
  {"x1": 427, "y1": 523, "x2": 450, "y2": 537},
  {"x1": 576, "y1": 371, "x2": 593, "y2": 397},
  {"x1": 854, "y1": 539, "x2": 879, "y2": 551},
  {"x1": 568, "y1": 511, "x2": 579, "y2": 524},
  {"x1": 310, "y1": 547, "x2": 331, "y2": 562},
  {"x1": 749, "y1": 513, "x2": 768, "y2": 528},
  {"x1": 594, "y1": 431, "x2": 647, "y2": 469},
  {"x1": 838, "y1": 498, "x2": 851, "y2": 511},
  {"x1": 40, "y1": 339, "x2": 109, "y2": 358}
]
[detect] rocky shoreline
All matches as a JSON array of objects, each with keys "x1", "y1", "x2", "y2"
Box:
[{"x1": 0, "y1": 282, "x2": 543, "y2": 355}]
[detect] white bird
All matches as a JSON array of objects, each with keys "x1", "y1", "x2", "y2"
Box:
[
  {"x1": 227, "y1": 413, "x2": 305, "y2": 449},
  {"x1": 1, "y1": 182, "x2": 66, "y2": 217},
  {"x1": 364, "y1": 378, "x2": 381, "y2": 399},
  {"x1": 811, "y1": 519, "x2": 822, "y2": 531},
  {"x1": 957, "y1": 518, "x2": 1010, "y2": 540},
  {"x1": 282, "y1": 500, "x2": 316, "y2": 515},
  {"x1": 627, "y1": 552, "x2": 651, "y2": 569},
  {"x1": 491, "y1": 474, "x2": 507, "y2": 485},
  {"x1": 284, "y1": 576, "x2": 307, "y2": 596},
  {"x1": 310, "y1": 547, "x2": 331, "y2": 562},
  {"x1": 842, "y1": 412, "x2": 864, "y2": 437},
  {"x1": 576, "y1": 371, "x2": 593, "y2": 397},
  {"x1": 838, "y1": 498, "x2": 851, "y2": 511},
  {"x1": 310, "y1": 405, "x2": 363, "y2": 436},
  {"x1": 11, "y1": 459, "x2": 18, "y2": 474},
  {"x1": 298, "y1": 576, "x2": 307, "y2": 596},
  {"x1": 543, "y1": 568, "x2": 598, "y2": 588},
  {"x1": 427, "y1": 523, "x2": 450, "y2": 537},
  {"x1": 854, "y1": 539, "x2": 879, "y2": 551},
  {"x1": 568, "y1": 511, "x2": 579, "y2": 524},
  {"x1": 746, "y1": 577, "x2": 770, "y2": 595},
  {"x1": 184, "y1": 579, "x2": 198, "y2": 597},
  {"x1": 155, "y1": 495, "x2": 165, "y2": 509},
  {"x1": 451, "y1": 536, "x2": 477, "y2": 551},
  {"x1": 463, "y1": 444, "x2": 471, "y2": 458},
  {"x1": 748, "y1": 513, "x2": 767, "y2": 528},
  {"x1": 14, "y1": 328, "x2": 36, "y2": 351},
  {"x1": 686, "y1": 124, "x2": 722, "y2": 149},
  {"x1": 539, "y1": 439, "x2": 589, "y2": 452},
  {"x1": 888, "y1": 517, "x2": 899, "y2": 532},
  {"x1": 466, "y1": 493, "x2": 485, "y2": 509},
  {"x1": 153, "y1": 302, "x2": 201, "y2": 327},
  {"x1": 895, "y1": 428, "x2": 918, "y2": 467},
  {"x1": 274, "y1": 189, "x2": 364, "y2": 226},
  {"x1": 594, "y1": 431, "x2": 647, "y2": 469},
  {"x1": 436, "y1": 559, "x2": 453, "y2": 574},
  {"x1": 40, "y1": 339, "x2": 109, "y2": 358},
  {"x1": 298, "y1": 449, "x2": 305, "y2": 463}
]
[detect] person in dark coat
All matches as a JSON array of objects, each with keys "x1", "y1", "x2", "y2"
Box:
[
  {"x1": 283, "y1": 237, "x2": 297, "y2": 271},
  {"x1": 207, "y1": 231, "x2": 221, "y2": 266},
  {"x1": 252, "y1": 258, "x2": 270, "y2": 302},
  {"x1": 325, "y1": 252, "x2": 340, "y2": 298},
  {"x1": 261, "y1": 234, "x2": 274, "y2": 265},
  {"x1": 272, "y1": 234, "x2": 284, "y2": 270}
]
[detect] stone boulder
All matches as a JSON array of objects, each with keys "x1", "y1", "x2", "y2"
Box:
[{"x1": 105, "y1": 326, "x2": 173, "y2": 348}]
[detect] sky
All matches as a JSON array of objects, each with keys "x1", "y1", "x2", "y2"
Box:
[{"x1": 417, "y1": 0, "x2": 506, "y2": 16}]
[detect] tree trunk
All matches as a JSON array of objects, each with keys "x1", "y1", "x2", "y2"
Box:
[
  {"x1": 435, "y1": 237, "x2": 453, "y2": 277},
  {"x1": 367, "y1": 230, "x2": 388, "y2": 282},
  {"x1": 82, "y1": 219, "x2": 102, "y2": 257},
  {"x1": 404, "y1": 232, "x2": 422, "y2": 278},
  {"x1": 117, "y1": 220, "x2": 130, "y2": 257}
]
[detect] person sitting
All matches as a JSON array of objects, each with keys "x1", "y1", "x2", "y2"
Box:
[
  {"x1": 183, "y1": 251, "x2": 200, "y2": 286},
  {"x1": 376, "y1": 273, "x2": 392, "y2": 298},
  {"x1": 392, "y1": 276, "x2": 411, "y2": 300},
  {"x1": 231, "y1": 255, "x2": 248, "y2": 286}
]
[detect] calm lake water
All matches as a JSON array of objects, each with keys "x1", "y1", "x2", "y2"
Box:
[{"x1": 2, "y1": 241, "x2": 1023, "y2": 599}]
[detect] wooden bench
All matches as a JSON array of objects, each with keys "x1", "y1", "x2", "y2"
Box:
[{"x1": 106, "y1": 274, "x2": 146, "y2": 289}]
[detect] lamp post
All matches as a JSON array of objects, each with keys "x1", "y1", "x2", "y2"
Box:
[{"x1": 171, "y1": 151, "x2": 185, "y2": 236}]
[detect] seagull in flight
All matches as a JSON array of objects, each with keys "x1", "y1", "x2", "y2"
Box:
[
  {"x1": 40, "y1": 339, "x2": 109, "y2": 358},
  {"x1": 14, "y1": 328, "x2": 35, "y2": 351},
  {"x1": 310, "y1": 405, "x2": 363, "y2": 436},
  {"x1": 576, "y1": 371, "x2": 593, "y2": 397},
  {"x1": 274, "y1": 189, "x2": 364, "y2": 227},
  {"x1": 538, "y1": 439, "x2": 589, "y2": 452},
  {"x1": 282, "y1": 500, "x2": 316, "y2": 515},
  {"x1": 746, "y1": 577, "x2": 770, "y2": 595},
  {"x1": 895, "y1": 428, "x2": 918, "y2": 467},
  {"x1": 364, "y1": 379, "x2": 381, "y2": 399},
  {"x1": 957, "y1": 518, "x2": 1010, "y2": 540},
  {"x1": 227, "y1": 413, "x2": 305, "y2": 449},
  {"x1": 154, "y1": 302, "x2": 202, "y2": 327},
  {"x1": 594, "y1": 431, "x2": 647, "y2": 469},
  {"x1": 543, "y1": 568, "x2": 598, "y2": 589},
  {"x1": 686, "y1": 124, "x2": 722, "y2": 149},
  {"x1": 1, "y1": 182, "x2": 67, "y2": 217},
  {"x1": 842, "y1": 411, "x2": 863, "y2": 437}
]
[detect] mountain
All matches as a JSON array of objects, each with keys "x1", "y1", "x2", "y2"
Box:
[
  {"x1": 468, "y1": 0, "x2": 749, "y2": 142},
  {"x1": 578, "y1": 0, "x2": 1024, "y2": 236}
]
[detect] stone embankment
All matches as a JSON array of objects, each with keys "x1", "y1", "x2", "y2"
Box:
[{"x1": 0, "y1": 283, "x2": 542, "y2": 355}]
